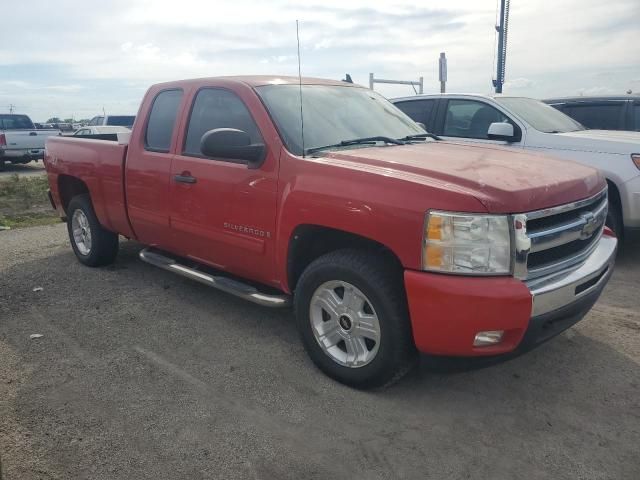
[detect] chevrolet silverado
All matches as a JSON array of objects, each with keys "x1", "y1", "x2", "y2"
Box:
[{"x1": 44, "y1": 76, "x2": 617, "y2": 388}]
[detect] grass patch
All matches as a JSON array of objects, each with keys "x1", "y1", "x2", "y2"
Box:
[{"x1": 0, "y1": 174, "x2": 60, "y2": 229}]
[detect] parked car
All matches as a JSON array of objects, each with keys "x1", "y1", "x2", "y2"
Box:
[
  {"x1": 87, "y1": 115, "x2": 136, "y2": 128},
  {"x1": 392, "y1": 94, "x2": 640, "y2": 237},
  {"x1": 0, "y1": 114, "x2": 60, "y2": 169},
  {"x1": 543, "y1": 95, "x2": 640, "y2": 131},
  {"x1": 45, "y1": 76, "x2": 616, "y2": 388}
]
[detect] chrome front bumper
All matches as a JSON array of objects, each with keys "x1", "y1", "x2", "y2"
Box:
[{"x1": 526, "y1": 234, "x2": 617, "y2": 317}]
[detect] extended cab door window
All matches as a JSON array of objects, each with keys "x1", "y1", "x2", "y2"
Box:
[
  {"x1": 183, "y1": 88, "x2": 263, "y2": 158},
  {"x1": 443, "y1": 99, "x2": 511, "y2": 139},
  {"x1": 394, "y1": 99, "x2": 436, "y2": 131},
  {"x1": 145, "y1": 89, "x2": 184, "y2": 152}
]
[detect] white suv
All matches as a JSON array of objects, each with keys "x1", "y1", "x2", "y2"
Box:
[{"x1": 392, "y1": 94, "x2": 640, "y2": 237}]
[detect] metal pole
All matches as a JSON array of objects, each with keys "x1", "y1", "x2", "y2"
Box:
[
  {"x1": 419, "y1": 77, "x2": 424, "y2": 94},
  {"x1": 369, "y1": 73, "x2": 374, "y2": 90},
  {"x1": 438, "y1": 52, "x2": 447, "y2": 93},
  {"x1": 495, "y1": 0, "x2": 506, "y2": 94}
]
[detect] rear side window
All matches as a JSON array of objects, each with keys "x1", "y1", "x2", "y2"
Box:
[
  {"x1": 183, "y1": 88, "x2": 262, "y2": 157},
  {"x1": 394, "y1": 100, "x2": 436, "y2": 130},
  {"x1": 145, "y1": 89, "x2": 183, "y2": 152},
  {"x1": 106, "y1": 115, "x2": 135, "y2": 127},
  {"x1": 633, "y1": 103, "x2": 640, "y2": 131},
  {"x1": 563, "y1": 103, "x2": 624, "y2": 130}
]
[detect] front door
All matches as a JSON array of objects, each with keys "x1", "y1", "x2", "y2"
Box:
[
  {"x1": 168, "y1": 87, "x2": 279, "y2": 285},
  {"x1": 438, "y1": 98, "x2": 520, "y2": 146}
]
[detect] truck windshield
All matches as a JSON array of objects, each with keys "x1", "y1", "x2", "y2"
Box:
[
  {"x1": 0, "y1": 114, "x2": 35, "y2": 130},
  {"x1": 495, "y1": 97, "x2": 585, "y2": 133},
  {"x1": 107, "y1": 116, "x2": 136, "y2": 127},
  {"x1": 256, "y1": 84, "x2": 424, "y2": 155}
]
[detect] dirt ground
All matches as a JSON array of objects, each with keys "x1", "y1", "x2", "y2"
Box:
[{"x1": 0, "y1": 224, "x2": 638, "y2": 479}]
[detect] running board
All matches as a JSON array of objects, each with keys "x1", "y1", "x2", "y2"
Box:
[{"x1": 139, "y1": 248, "x2": 290, "y2": 308}]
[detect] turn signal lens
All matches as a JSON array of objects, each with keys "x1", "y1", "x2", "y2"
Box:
[
  {"x1": 423, "y1": 212, "x2": 511, "y2": 274},
  {"x1": 632, "y1": 153, "x2": 640, "y2": 170}
]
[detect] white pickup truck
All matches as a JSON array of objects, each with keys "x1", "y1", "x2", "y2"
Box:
[
  {"x1": 392, "y1": 94, "x2": 640, "y2": 237},
  {"x1": 0, "y1": 114, "x2": 60, "y2": 170}
]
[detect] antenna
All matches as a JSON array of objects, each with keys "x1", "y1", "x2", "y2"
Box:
[{"x1": 296, "y1": 20, "x2": 305, "y2": 158}]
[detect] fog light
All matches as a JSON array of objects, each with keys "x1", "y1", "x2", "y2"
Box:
[{"x1": 474, "y1": 330, "x2": 504, "y2": 347}]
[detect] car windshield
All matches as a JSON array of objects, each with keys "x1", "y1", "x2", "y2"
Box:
[
  {"x1": 495, "y1": 97, "x2": 585, "y2": 133},
  {"x1": 107, "y1": 115, "x2": 135, "y2": 126},
  {"x1": 255, "y1": 84, "x2": 424, "y2": 155},
  {"x1": 0, "y1": 114, "x2": 35, "y2": 130}
]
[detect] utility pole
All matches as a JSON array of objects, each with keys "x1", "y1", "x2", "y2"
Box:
[
  {"x1": 493, "y1": 0, "x2": 510, "y2": 94},
  {"x1": 8, "y1": 103, "x2": 15, "y2": 114},
  {"x1": 438, "y1": 52, "x2": 447, "y2": 93}
]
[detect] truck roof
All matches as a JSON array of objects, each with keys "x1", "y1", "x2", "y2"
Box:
[{"x1": 151, "y1": 75, "x2": 359, "y2": 89}]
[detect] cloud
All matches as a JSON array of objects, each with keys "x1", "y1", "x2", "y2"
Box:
[
  {"x1": 504, "y1": 77, "x2": 534, "y2": 89},
  {"x1": 0, "y1": 0, "x2": 638, "y2": 120}
]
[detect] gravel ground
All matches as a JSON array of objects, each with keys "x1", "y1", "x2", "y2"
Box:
[{"x1": 0, "y1": 224, "x2": 638, "y2": 479}]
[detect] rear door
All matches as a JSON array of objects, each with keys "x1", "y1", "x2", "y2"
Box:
[
  {"x1": 125, "y1": 88, "x2": 185, "y2": 246},
  {"x1": 168, "y1": 87, "x2": 279, "y2": 284}
]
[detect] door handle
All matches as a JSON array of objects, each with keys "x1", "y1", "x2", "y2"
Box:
[{"x1": 174, "y1": 173, "x2": 197, "y2": 184}]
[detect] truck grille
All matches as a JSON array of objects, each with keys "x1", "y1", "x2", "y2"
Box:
[{"x1": 514, "y1": 188, "x2": 607, "y2": 280}]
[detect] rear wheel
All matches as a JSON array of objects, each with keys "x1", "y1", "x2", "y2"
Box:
[
  {"x1": 67, "y1": 194, "x2": 119, "y2": 267},
  {"x1": 294, "y1": 249, "x2": 417, "y2": 389}
]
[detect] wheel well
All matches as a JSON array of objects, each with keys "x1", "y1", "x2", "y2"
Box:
[
  {"x1": 607, "y1": 179, "x2": 622, "y2": 215},
  {"x1": 287, "y1": 225, "x2": 403, "y2": 292},
  {"x1": 58, "y1": 175, "x2": 89, "y2": 213}
]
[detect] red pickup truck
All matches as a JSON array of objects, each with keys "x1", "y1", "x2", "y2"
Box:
[{"x1": 45, "y1": 76, "x2": 617, "y2": 388}]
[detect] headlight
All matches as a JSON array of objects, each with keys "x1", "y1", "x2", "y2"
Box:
[
  {"x1": 632, "y1": 153, "x2": 640, "y2": 170},
  {"x1": 423, "y1": 211, "x2": 511, "y2": 274}
]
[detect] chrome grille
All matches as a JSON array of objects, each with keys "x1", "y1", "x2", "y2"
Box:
[{"x1": 513, "y1": 188, "x2": 607, "y2": 280}]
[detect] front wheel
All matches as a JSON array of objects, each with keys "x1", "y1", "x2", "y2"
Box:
[
  {"x1": 294, "y1": 249, "x2": 417, "y2": 389},
  {"x1": 67, "y1": 194, "x2": 119, "y2": 267}
]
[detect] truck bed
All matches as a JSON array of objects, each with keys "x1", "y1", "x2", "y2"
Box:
[{"x1": 45, "y1": 136, "x2": 134, "y2": 238}]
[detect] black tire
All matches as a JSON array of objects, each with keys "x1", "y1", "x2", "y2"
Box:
[
  {"x1": 66, "y1": 194, "x2": 119, "y2": 267},
  {"x1": 294, "y1": 249, "x2": 417, "y2": 389},
  {"x1": 606, "y1": 199, "x2": 623, "y2": 239}
]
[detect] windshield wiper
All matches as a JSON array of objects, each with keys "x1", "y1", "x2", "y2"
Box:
[
  {"x1": 306, "y1": 136, "x2": 406, "y2": 155},
  {"x1": 399, "y1": 133, "x2": 441, "y2": 141}
]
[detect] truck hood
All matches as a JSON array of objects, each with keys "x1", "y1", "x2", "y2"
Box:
[
  {"x1": 547, "y1": 129, "x2": 640, "y2": 155},
  {"x1": 324, "y1": 141, "x2": 604, "y2": 214}
]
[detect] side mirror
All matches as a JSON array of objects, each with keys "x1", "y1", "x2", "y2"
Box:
[
  {"x1": 487, "y1": 122, "x2": 515, "y2": 141},
  {"x1": 200, "y1": 128, "x2": 266, "y2": 168}
]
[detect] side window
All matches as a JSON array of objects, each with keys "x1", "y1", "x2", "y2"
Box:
[
  {"x1": 443, "y1": 100, "x2": 510, "y2": 139},
  {"x1": 183, "y1": 88, "x2": 262, "y2": 157},
  {"x1": 563, "y1": 103, "x2": 624, "y2": 130},
  {"x1": 633, "y1": 103, "x2": 640, "y2": 131},
  {"x1": 394, "y1": 100, "x2": 436, "y2": 130},
  {"x1": 145, "y1": 89, "x2": 183, "y2": 152}
]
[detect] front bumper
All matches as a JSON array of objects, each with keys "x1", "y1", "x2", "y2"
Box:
[{"x1": 404, "y1": 234, "x2": 617, "y2": 356}]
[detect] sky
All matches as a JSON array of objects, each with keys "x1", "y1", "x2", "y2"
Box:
[{"x1": 0, "y1": 0, "x2": 638, "y2": 122}]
